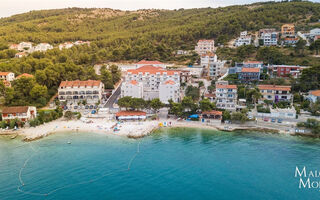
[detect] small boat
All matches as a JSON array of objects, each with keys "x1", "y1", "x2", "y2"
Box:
[{"x1": 67, "y1": 141, "x2": 71, "y2": 144}]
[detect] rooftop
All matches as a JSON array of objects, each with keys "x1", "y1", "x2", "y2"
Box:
[
  {"x1": 130, "y1": 80, "x2": 138, "y2": 85},
  {"x1": 202, "y1": 110, "x2": 223, "y2": 116},
  {"x1": 2, "y1": 106, "x2": 30, "y2": 114},
  {"x1": 198, "y1": 39, "x2": 214, "y2": 43},
  {"x1": 241, "y1": 68, "x2": 260, "y2": 73},
  {"x1": 0, "y1": 72, "x2": 12, "y2": 76},
  {"x1": 16, "y1": 73, "x2": 33, "y2": 79},
  {"x1": 244, "y1": 61, "x2": 263, "y2": 64},
  {"x1": 310, "y1": 90, "x2": 320, "y2": 97},
  {"x1": 115, "y1": 111, "x2": 146, "y2": 117},
  {"x1": 127, "y1": 65, "x2": 178, "y2": 75},
  {"x1": 216, "y1": 84, "x2": 237, "y2": 89},
  {"x1": 164, "y1": 80, "x2": 176, "y2": 85},
  {"x1": 137, "y1": 60, "x2": 164, "y2": 65},
  {"x1": 258, "y1": 85, "x2": 291, "y2": 91},
  {"x1": 59, "y1": 80, "x2": 102, "y2": 88}
]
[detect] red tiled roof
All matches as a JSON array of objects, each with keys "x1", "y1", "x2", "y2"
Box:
[
  {"x1": 2, "y1": 106, "x2": 29, "y2": 114},
  {"x1": 258, "y1": 85, "x2": 291, "y2": 91},
  {"x1": 216, "y1": 84, "x2": 237, "y2": 89},
  {"x1": 17, "y1": 73, "x2": 33, "y2": 79},
  {"x1": 137, "y1": 60, "x2": 164, "y2": 65},
  {"x1": 164, "y1": 80, "x2": 175, "y2": 85},
  {"x1": 127, "y1": 65, "x2": 178, "y2": 75},
  {"x1": 241, "y1": 68, "x2": 260, "y2": 73},
  {"x1": 202, "y1": 110, "x2": 223, "y2": 116},
  {"x1": 130, "y1": 80, "x2": 138, "y2": 85},
  {"x1": 204, "y1": 93, "x2": 216, "y2": 98},
  {"x1": 201, "y1": 52, "x2": 216, "y2": 57},
  {"x1": 285, "y1": 37, "x2": 298, "y2": 41},
  {"x1": 116, "y1": 111, "x2": 146, "y2": 117},
  {"x1": 59, "y1": 80, "x2": 102, "y2": 88},
  {"x1": 0, "y1": 72, "x2": 11, "y2": 76},
  {"x1": 310, "y1": 90, "x2": 320, "y2": 97}
]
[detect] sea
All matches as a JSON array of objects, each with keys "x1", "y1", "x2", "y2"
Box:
[{"x1": 1, "y1": 128, "x2": 320, "y2": 200}]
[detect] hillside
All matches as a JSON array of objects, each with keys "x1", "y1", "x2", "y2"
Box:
[
  {"x1": 0, "y1": 1, "x2": 319, "y2": 53},
  {"x1": 0, "y1": 1, "x2": 319, "y2": 108}
]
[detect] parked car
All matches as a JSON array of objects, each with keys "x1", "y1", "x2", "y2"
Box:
[
  {"x1": 89, "y1": 105, "x2": 94, "y2": 109},
  {"x1": 74, "y1": 106, "x2": 78, "y2": 110},
  {"x1": 85, "y1": 105, "x2": 89, "y2": 109},
  {"x1": 277, "y1": 119, "x2": 283, "y2": 123},
  {"x1": 94, "y1": 105, "x2": 98, "y2": 109},
  {"x1": 91, "y1": 110, "x2": 97, "y2": 114},
  {"x1": 263, "y1": 117, "x2": 269, "y2": 122},
  {"x1": 271, "y1": 118, "x2": 276, "y2": 123},
  {"x1": 64, "y1": 106, "x2": 68, "y2": 110}
]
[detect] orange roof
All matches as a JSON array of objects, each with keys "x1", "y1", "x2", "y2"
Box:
[
  {"x1": 0, "y1": 72, "x2": 11, "y2": 76},
  {"x1": 202, "y1": 110, "x2": 223, "y2": 116},
  {"x1": 137, "y1": 60, "x2": 164, "y2": 65},
  {"x1": 310, "y1": 90, "x2": 320, "y2": 97},
  {"x1": 116, "y1": 111, "x2": 146, "y2": 117},
  {"x1": 216, "y1": 84, "x2": 237, "y2": 89},
  {"x1": 204, "y1": 93, "x2": 215, "y2": 98},
  {"x1": 127, "y1": 65, "x2": 178, "y2": 75},
  {"x1": 241, "y1": 68, "x2": 260, "y2": 73},
  {"x1": 130, "y1": 80, "x2": 138, "y2": 85},
  {"x1": 258, "y1": 85, "x2": 291, "y2": 91},
  {"x1": 59, "y1": 80, "x2": 102, "y2": 88},
  {"x1": 164, "y1": 80, "x2": 176, "y2": 85},
  {"x1": 285, "y1": 37, "x2": 298, "y2": 41},
  {"x1": 201, "y1": 52, "x2": 216, "y2": 57},
  {"x1": 17, "y1": 73, "x2": 33, "y2": 79},
  {"x1": 2, "y1": 106, "x2": 29, "y2": 114}
]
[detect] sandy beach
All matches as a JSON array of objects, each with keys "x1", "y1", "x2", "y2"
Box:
[{"x1": 0, "y1": 117, "x2": 287, "y2": 142}]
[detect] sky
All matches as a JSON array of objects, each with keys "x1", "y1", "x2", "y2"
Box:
[
  {"x1": 0, "y1": 0, "x2": 319, "y2": 18},
  {"x1": 0, "y1": 0, "x2": 269, "y2": 18}
]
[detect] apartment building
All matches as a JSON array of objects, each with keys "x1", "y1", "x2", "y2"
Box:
[
  {"x1": 234, "y1": 31, "x2": 252, "y2": 47},
  {"x1": 58, "y1": 80, "x2": 105, "y2": 104},
  {"x1": 0, "y1": 72, "x2": 15, "y2": 82},
  {"x1": 281, "y1": 24, "x2": 295, "y2": 37},
  {"x1": 159, "y1": 80, "x2": 180, "y2": 104},
  {"x1": 195, "y1": 40, "x2": 215, "y2": 55},
  {"x1": 270, "y1": 65, "x2": 306, "y2": 78},
  {"x1": 215, "y1": 81, "x2": 238, "y2": 110},
  {"x1": 33, "y1": 43, "x2": 53, "y2": 52},
  {"x1": 121, "y1": 65, "x2": 180, "y2": 103},
  {"x1": 121, "y1": 80, "x2": 144, "y2": 99},
  {"x1": 259, "y1": 29, "x2": 279, "y2": 46},
  {"x1": 238, "y1": 68, "x2": 261, "y2": 83},
  {"x1": 2, "y1": 106, "x2": 37, "y2": 122},
  {"x1": 258, "y1": 85, "x2": 292, "y2": 103}
]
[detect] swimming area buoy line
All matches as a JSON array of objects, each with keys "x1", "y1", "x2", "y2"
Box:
[{"x1": 17, "y1": 141, "x2": 141, "y2": 197}]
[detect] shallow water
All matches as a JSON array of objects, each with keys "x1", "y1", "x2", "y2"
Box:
[{"x1": 1, "y1": 128, "x2": 320, "y2": 200}]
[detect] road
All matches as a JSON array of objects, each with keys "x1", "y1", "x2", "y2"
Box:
[{"x1": 104, "y1": 83, "x2": 121, "y2": 109}]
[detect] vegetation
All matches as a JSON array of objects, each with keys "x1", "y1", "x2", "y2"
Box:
[
  {"x1": 185, "y1": 85, "x2": 200, "y2": 101},
  {"x1": 297, "y1": 118, "x2": 320, "y2": 134},
  {"x1": 29, "y1": 108, "x2": 63, "y2": 127},
  {"x1": 117, "y1": 96, "x2": 164, "y2": 112}
]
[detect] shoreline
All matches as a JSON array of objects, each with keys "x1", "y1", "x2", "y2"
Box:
[{"x1": 0, "y1": 118, "x2": 299, "y2": 142}]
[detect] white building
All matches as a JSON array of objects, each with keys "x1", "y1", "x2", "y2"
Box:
[
  {"x1": 215, "y1": 81, "x2": 238, "y2": 110},
  {"x1": 260, "y1": 32, "x2": 278, "y2": 46},
  {"x1": 74, "y1": 41, "x2": 91, "y2": 46},
  {"x1": 200, "y1": 53, "x2": 217, "y2": 67},
  {"x1": 307, "y1": 90, "x2": 320, "y2": 103},
  {"x1": 0, "y1": 72, "x2": 15, "y2": 82},
  {"x1": 310, "y1": 28, "x2": 320, "y2": 38},
  {"x1": 59, "y1": 42, "x2": 74, "y2": 50},
  {"x1": 135, "y1": 60, "x2": 166, "y2": 69},
  {"x1": 258, "y1": 85, "x2": 292, "y2": 103},
  {"x1": 1, "y1": 106, "x2": 37, "y2": 122},
  {"x1": 121, "y1": 80, "x2": 144, "y2": 99},
  {"x1": 234, "y1": 31, "x2": 252, "y2": 47},
  {"x1": 58, "y1": 80, "x2": 105, "y2": 104},
  {"x1": 270, "y1": 107, "x2": 296, "y2": 119},
  {"x1": 33, "y1": 43, "x2": 53, "y2": 52},
  {"x1": 195, "y1": 40, "x2": 215, "y2": 55},
  {"x1": 159, "y1": 80, "x2": 180, "y2": 104},
  {"x1": 18, "y1": 42, "x2": 33, "y2": 51},
  {"x1": 121, "y1": 65, "x2": 180, "y2": 103}
]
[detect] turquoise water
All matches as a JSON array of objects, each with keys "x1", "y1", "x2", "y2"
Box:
[{"x1": 1, "y1": 128, "x2": 320, "y2": 200}]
